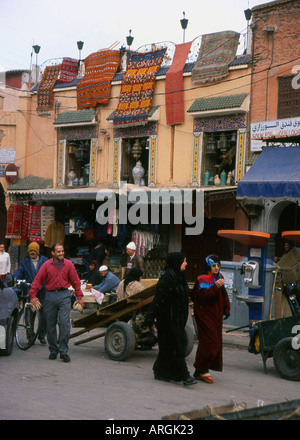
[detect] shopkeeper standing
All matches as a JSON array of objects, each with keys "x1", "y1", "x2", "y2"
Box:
[{"x1": 29, "y1": 243, "x2": 84, "y2": 363}]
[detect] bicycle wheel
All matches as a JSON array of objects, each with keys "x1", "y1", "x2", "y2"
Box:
[{"x1": 16, "y1": 304, "x2": 38, "y2": 350}]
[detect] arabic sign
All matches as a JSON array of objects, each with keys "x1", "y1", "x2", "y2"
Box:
[{"x1": 251, "y1": 117, "x2": 300, "y2": 151}]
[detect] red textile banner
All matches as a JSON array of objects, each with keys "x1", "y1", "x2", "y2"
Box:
[
  {"x1": 37, "y1": 64, "x2": 61, "y2": 109},
  {"x1": 28, "y1": 205, "x2": 43, "y2": 244},
  {"x1": 58, "y1": 57, "x2": 78, "y2": 83},
  {"x1": 5, "y1": 204, "x2": 23, "y2": 239},
  {"x1": 165, "y1": 42, "x2": 192, "y2": 125},
  {"x1": 77, "y1": 49, "x2": 120, "y2": 109}
]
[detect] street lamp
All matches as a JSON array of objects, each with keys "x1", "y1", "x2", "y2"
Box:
[
  {"x1": 77, "y1": 41, "x2": 84, "y2": 63},
  {"x1": 180, "y1": 11, "x2": 188, "y2": 43},
  {"x1": 32, "y1": 44, "x2": 41, "y2": 83},
  {"x1": 244, "y1": 8, "x2": 252, "y2": 53},
  {"x1": 126, "y1": 30, "x2": 134, "y2": 49}
]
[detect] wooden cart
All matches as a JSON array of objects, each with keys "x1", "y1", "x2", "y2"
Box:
[{"x1": 70, "y1": 279, "x2": 195, "y2": 361}]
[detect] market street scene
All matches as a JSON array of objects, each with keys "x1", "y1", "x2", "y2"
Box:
[
  {"x1": 1, "y1": 0, "x2": 300, "y2": 421},
  {"x1": 1, "y1": 317, "x2": 299, "y2": 421}
]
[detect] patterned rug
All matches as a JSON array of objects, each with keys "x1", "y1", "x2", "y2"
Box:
[
  {"x1": 191, "y1": 31, "x2": 240, "y2": 84},
  {"x1": 28, "y1": 205, "x2": 43, "y2": 244},
  {"x1": 77, "y1": 49, "x2": 120, "y2": 109},
  {"x1": 5, "y1": 204, "x2": 23, "y2": 239},
  {"x1": 37, "y1": 64, "x2": 61, "y2": 109},
  {"x1": 113, "y1": 48, "x2": 166, "y2": 125},
  {"x1": 165, "y1": 41, "x2": 192, "y2": 125},
  {"x1": 58, "y1": 57, "x2": 78, "y2": 83},
  {"x1": 21, "y1": 204, "x2": 30, "y2": 240}
]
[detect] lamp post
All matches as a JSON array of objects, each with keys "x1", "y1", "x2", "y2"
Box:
[
  {"x1": 77, "y1": 41, "x2": 84, "y2": 64},
  {"x1": 180, "y1": 11, "x2": 188, "y2": 43},
  {"x1": 32, "y1": 44, "x2": 41, "y2": 83},
  {"x1": 244, "y1": 8, "x2": 252, "y2": 53},
  {"x1": 126, "y1": 30, "x2": 134, "y2": 49}
]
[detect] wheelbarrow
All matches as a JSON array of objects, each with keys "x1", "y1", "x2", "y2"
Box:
[
  {"x1": 248, "y1": 314, "x2": 300, "y2": 381},
  {"x1": 70, "y1": 281, "x2": 195, "y2": 361}
]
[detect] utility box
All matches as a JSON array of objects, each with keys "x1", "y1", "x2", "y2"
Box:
[{"x1": 276, "y1": 248, "x2": 300, "y2": 284}]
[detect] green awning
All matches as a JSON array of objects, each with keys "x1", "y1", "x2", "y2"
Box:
[
  {"x1": 54, "y1": 109, "x2": 96, "y2": 126},
  {"x1": 8, "y1": 175, "x2": 53, "y2": 191},
  {"x1": 187, "y1": 93, "x2": 248, "y2": 113}
]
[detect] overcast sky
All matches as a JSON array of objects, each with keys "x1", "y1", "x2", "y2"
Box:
[{"x1": 1, "y1": 0, "x2": 266, "y2": 71}]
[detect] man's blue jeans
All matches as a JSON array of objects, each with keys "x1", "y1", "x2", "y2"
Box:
[{"x1": 44, "y1": 289, "x2": 71, "y2": 355}]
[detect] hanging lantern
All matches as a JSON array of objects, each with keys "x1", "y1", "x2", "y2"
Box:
[
  {"x1": 206, "y1": 133, "x2": 217, "y2": 154},
  {"x1": 218, "y1": 132, "x2": 227, "y2": 154},
  {"x1": 131, "y1": 139, "x2": 142, "y2": 160}
]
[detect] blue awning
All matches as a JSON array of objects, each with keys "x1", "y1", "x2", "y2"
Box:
[{"x1": 237, "y1": 146, "x2": 300, "y2": 199}]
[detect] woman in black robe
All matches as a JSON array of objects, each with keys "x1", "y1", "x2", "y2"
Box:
[{"x1": 143, "y1": 252, "x2": 197, "y2": 386}]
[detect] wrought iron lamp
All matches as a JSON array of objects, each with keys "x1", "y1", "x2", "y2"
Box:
[
  {"x1": 126, "y1": 30, "x2": 134, "y2": 49},
  {"x1": 77, "y1": 41, "x2": 84, "y2": 64},
  {"x1": 32, "y1": 45, "x2": 41, "y2": 83},
  {"x1": 180, "y1": 12, "x2": 188, "y2": 43}
]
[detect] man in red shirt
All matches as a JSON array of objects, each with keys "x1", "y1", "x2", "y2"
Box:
[{"x1": 29, "y1": 243, "x2": 84, "y2": 362}]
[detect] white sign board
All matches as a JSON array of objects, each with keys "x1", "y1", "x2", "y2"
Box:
[
  {"x1": 0, "y1": 148, "x2": 16, "y2": 164},
  {"x1": 251, "y1": 117, "x2": 300, "y2": 151}
]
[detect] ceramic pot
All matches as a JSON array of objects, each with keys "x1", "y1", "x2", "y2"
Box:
[
  {"x1": 214, "y1": 174, "x2": 220, "y2": 186},
  {"x1": 132, "y1": 161, "x2": 145, "y2": 186}
]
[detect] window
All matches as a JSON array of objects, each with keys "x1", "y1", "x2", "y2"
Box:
[
  {"x1": 121, "y1": 137, "x2": 149, "y2": 185},
  {"x1": 66, "y1": 140, "x2": 90, "y2": 186},
  {"x1": 201, "y1": 130, "x2": 237, "y2": 185},
  {"x1": 278, "y1": 75, "x2": 300, "y2": 119}
]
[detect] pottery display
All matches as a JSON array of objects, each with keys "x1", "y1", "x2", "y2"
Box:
[{"x1": 132, "y1": 161, "x2": 145, "y2": 186}]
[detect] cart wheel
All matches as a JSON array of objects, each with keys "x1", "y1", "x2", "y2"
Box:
[
  {"x1": 273, "y1": 337, "x2": 300, "y2": 381},
  {"x1": 184, "y1": 325, "x2": 194, "y2": 357},
  {"x1": 104, "y1": 322, "x2": 136, "y2": 361}
]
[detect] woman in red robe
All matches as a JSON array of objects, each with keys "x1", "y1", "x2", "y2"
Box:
[{"x1": 190, "y1": 254, "x2": 230, "y2": 383}]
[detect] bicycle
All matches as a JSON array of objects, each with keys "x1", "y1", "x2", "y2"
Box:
[{"x1": 14, "y1": 280, "x2": 39, "y2": 350}]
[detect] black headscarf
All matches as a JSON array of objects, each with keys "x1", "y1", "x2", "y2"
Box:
[
  {"x1": 124, "y1": 267, "x2": 143, "y2": 291},
  {"x1": 166, "y1": 252, "x2": 186, "y2": 282}
]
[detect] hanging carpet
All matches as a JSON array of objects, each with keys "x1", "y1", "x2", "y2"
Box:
[
  {"x1": 165, "y1": 41, "x2": 192, "y2": 125},
  {"x1": 5, "y1": 204, "x2": 23, "y2": 239},
  {"x1": 191, "y1": 31, "x2": 240, "y2": 84},
  {"x1": 58, "y1": 57, "x2": 78, "y2": 83},
  {"x1": 28, "y1": 205, "x2": 43, "y2": 244},
  {"x1": 37, "y1": 64, "x2": 61, "y2": 109},
  {"x1": 77, "y1": 49, "x2": 120, "y2": 109},
  {"x1": 113, "y1": 48, "x2": 166, "y2": 125}
]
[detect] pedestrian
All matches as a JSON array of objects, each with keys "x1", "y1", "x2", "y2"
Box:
[
  {"x1": 143, "y1": 252, "x2": 197, "y2": 386},
  {"x1": 0, "y1": 241, "x2": 11, "y2": 282},
  {"x1": 93, "y1": 265, "x2": 120, "y2": 296},
  {"x1": 116, "y1": 267, "x2": 144, "y2": 301},
  {"x1": 29, "y1": 243, "x2": 84, "y2": 362},
  {"x1": 190, "y1": 254, "x2": 230, "y2": 384},
  {"x1": 121, "y1": 241, "x2": 145, "y2": 278},
  {"x1": 86, "y1": 260, "x2": 102, "y2": 286},
  {"x1": 13, "y1": 242, "x2": 48, "y2": 344}
]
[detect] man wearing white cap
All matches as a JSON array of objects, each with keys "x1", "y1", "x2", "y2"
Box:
[
  {"x1": 121, "y1": 241, "x2": 145, "y2": 279},
  {"x1": 93, "y1": 265, "x2": 120, "y2": 295}
]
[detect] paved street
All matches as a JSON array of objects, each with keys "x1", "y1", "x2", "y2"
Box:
[{"x1": 1, "y1": 318, "x2": 299, "y2": 421}]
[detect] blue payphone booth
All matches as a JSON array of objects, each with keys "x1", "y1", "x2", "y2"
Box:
[{"x1": 218, "y1": 230, "x2": 270, "y2": 322}]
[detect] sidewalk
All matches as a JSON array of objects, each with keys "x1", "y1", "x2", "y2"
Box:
[{"x1": 222, "y1": 328, "x2": 249, "y2": 349}]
